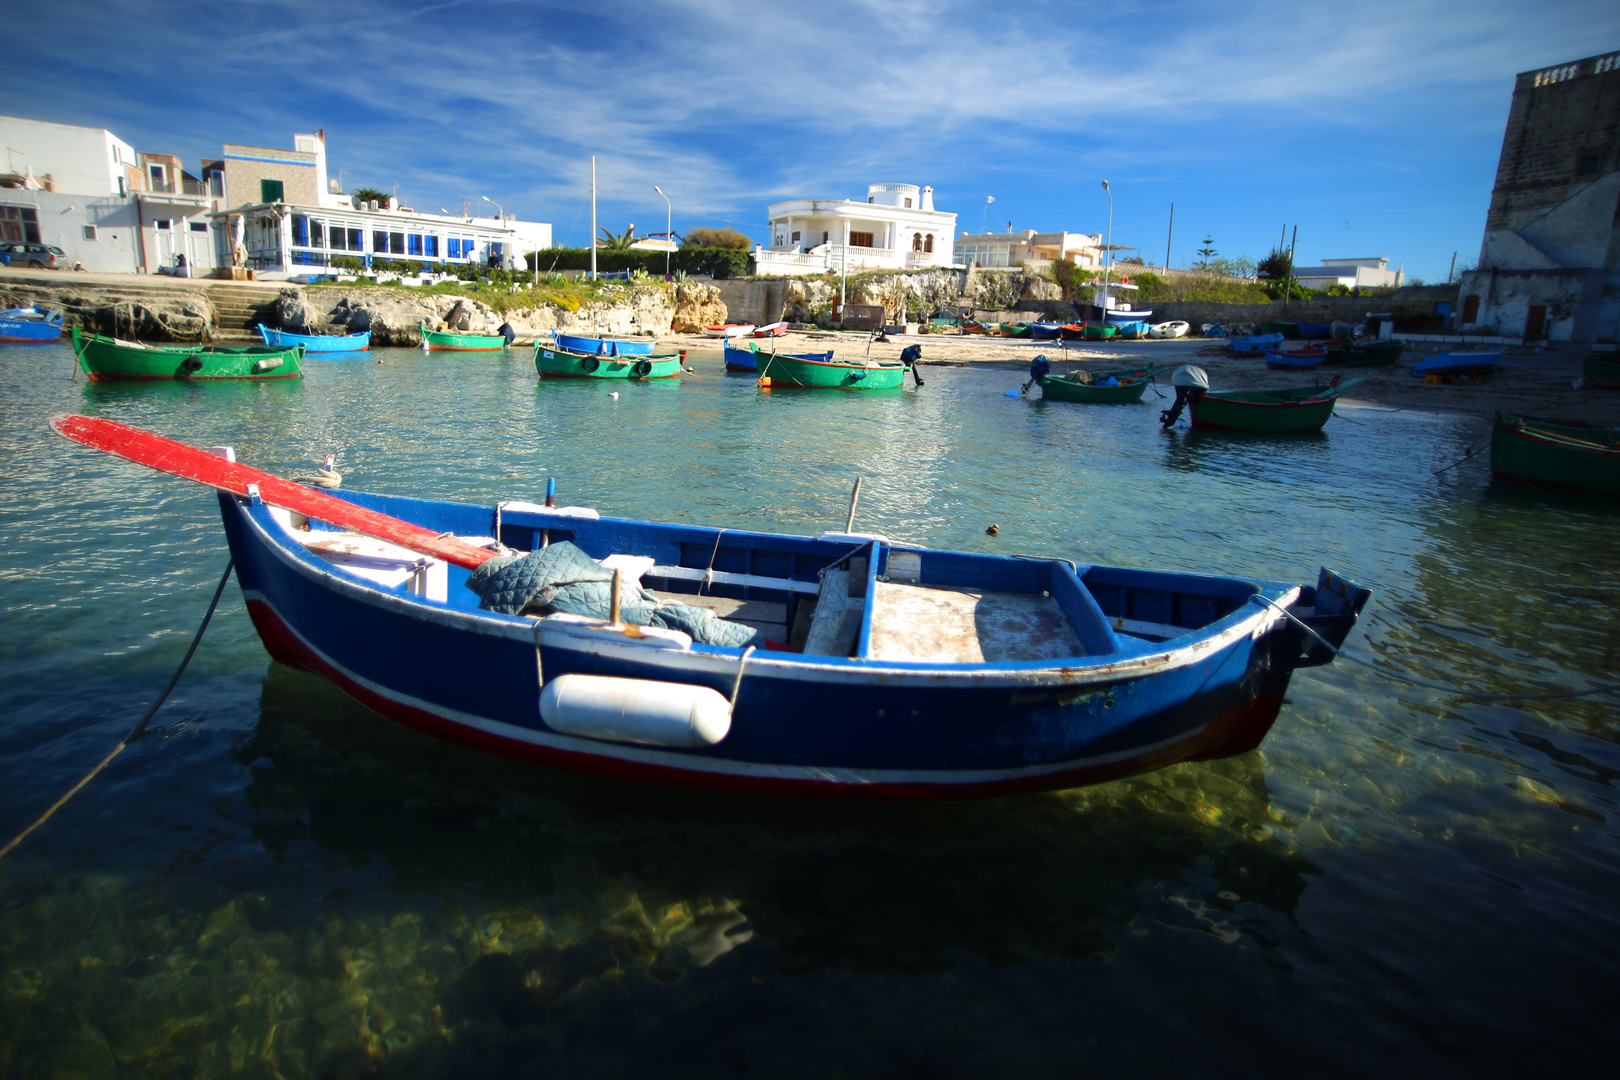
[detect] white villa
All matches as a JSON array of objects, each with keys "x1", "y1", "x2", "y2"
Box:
[
  {"x1": 754, "y1": 183, "x2": 957, "y2": 276},
  {"x1": 955, "y1": 229, "x2": 1103, "y2": 270},
  {"x1": 1290, "y1": 257, "x2": 1404, "y2": 291}
]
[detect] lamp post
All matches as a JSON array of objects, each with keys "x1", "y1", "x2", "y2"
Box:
[
  {"x1": 1100, "y1": 180, "x2": 1113, "y2": 318},
  {"x1": 482, "y1": 195, "x2": 505, "y2": 271},
  {"x1": 653, "y1": 185, "x2": 671, "y2": 276}
]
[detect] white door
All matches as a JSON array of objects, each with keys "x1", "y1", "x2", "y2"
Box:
[{"x1": 154, "y1": 220, "x2": 174, "y2": 268}]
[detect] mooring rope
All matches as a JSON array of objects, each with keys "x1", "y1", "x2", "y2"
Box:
[
  {"x1": 0, "y1": 559, "x2": 235, "y2": 863},
  {"x1": 1254, "y1": 594, "x2": 1620, "y2": 701}
]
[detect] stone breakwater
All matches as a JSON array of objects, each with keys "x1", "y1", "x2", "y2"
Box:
[{"x1": 0, "y1": 271, "x2": 727, "y2": 344}]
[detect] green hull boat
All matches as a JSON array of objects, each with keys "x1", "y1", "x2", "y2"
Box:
[
  {"x1": 1039, "y1": 366, "x2": 1156, "y2": 403},
  {"x1": 71, "y1": 327, "x2": 303, "y2": 381},
  {"x1": 1191, "y1": 380, "x2": 1362, "y2": 433},
  {"x1": 1583, "y1": 353, "x2": 1620, "y2": 389},
  {"x1": 421, "y1": 325, "x2": 507, "y2": 351},
  {"x1": 756, "y1": 351, "x2": 906, "y2": 389},
  {"x1": 1491, "y1": 411, "x2": 1620, "y2": 495},
  {"x1": 1344, "y1": 339, "x2": 1404, "y2": 365},
  {"x1": 534, "y1": 343, "x2": 684, "y2": 379},
  {"x1": 1083, "y1": 324, "x2": 1117, "y2": 340}
]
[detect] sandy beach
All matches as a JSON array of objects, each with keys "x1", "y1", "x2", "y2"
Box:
[{"x1": 662, "y1": 329, "x2": 1620, "y2": 426}]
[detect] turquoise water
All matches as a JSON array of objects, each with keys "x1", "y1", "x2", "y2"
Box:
[{"x1": 2, "y1": 343, "x2": 1617, "y2": 1076}]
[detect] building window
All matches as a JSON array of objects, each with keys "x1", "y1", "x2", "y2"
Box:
[
  {"x1": 83, "y1": 225, "x2": 98, "y2": 240},
  {"x1": 407, "y1": 233, "x2": 423, "y2": 256},
  {"x1": 149, "y1": 164, "x2": 166, "y2": 191},
  {"x1": 904, "y1": 198, "x2": 912, "y2": 208},
  {"x1": 389, "y1": 232, "x2": 405, "y2": 254},
  {"x1": 190, "y1": 221, "x2": 208, "y2": 233},
  {"x1": 448, "y1": 237, "x2": 462, "y2": 259},
  {"x1": 912, "y1": 232, "x2": 922, "y2": 251},
  {"x1": 424, "y1": 234, "x2": 439, "y2": 257},
  {"x1": 868, "y1": 197, "x2": 874, "y2": 203},
  {"x1": 924, "y1": 234, "x2": 933, "y2": 253},
  {"x1": 849, "y1": 232, "x2": 874, "y2": 248},
  {"x1": 260, "y1": 179, "x2": 284, "y2": 203},
  {"x1": 1, "y1": 205, "x2": 41, "y2": 243},
  {"x1": 346, "y1": 227, "x2": 362, "y2": 251},
  {"x1": 822, "y1": 231, "x2": 828, "y2": 243},
  {"x1": 791, "y1": 231, "x2": 800, "y2": 244},
  {"x1": 310, "y1": 219, "x2": 324, "y2": 247},
  {"x1": 155, "y1": 219, "x2": 171, "y2": 231},
  {"x1": 293, "y1": 215, "x2": 310, "y2": 245},
  {"x1": 373, "y1": 231, "x2": 387, "y2": 254}
]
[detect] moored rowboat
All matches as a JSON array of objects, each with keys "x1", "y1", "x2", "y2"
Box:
[
  {"x1": 535, "y1": 341, "x2": 684, "y2": 379},
  {"x1": 1039, "y1": 365, "x2": 1157, "y2": 404},
  {"x1": 704, "y1": 324, "x2": 756, "y2": 338},
  {"x1": 421, "y1": 325, "x2": 507, "y2": 351},
  {"x1": 723, "y1": 339, "x2": 832, "y2": 373},
  {"x1": 0, "y1": 305, "x2": 64, "y2": 343},
  {"x1": 1265, "y1": 347, "x2": 1327, "y2": 371},
  {"x1": 70, "y1": 327, "x2": 303, "y2": 381},
  {"x1": 552, "y1": 330, "x2": 654, "y2": 356},
  {"x1": 258, "y1": 324, "x2": 370, "y2": 352},
  {"x1": 1190, "y1": 380, "x2": 1364, "y2": 432},
  {"x1": 49, "y1": 414, "x2": 1373, "y2": 800},
  {"x1": 756, "y1": 351, "x2": 906, "y2": 389},
  {"x1": 1490, "y1": 411, "x2": 1620, "y2": 495}
]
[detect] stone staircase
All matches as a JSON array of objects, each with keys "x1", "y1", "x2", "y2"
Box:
[{"x1": 204, "y1": 284, "x2": 286, "y2": 342}]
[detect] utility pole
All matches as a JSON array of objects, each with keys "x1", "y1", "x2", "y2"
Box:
[
  {"x1": 1164, "y1": 203, "x2": 1174, "y2": 271},
  {"x1": 1282, "y1": 225, "x2": 1298, "y2": 311},
  {"x1": 589, "y1": 156, "x2": 597, "y2": 282},
  {"x1": 840, "y1": 219, "x2": 849, "y2": 316},
  {"x1": 1448, "y1": 251, "x2": 1457, "y2": 283}
]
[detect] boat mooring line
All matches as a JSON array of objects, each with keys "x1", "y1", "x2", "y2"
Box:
[
  {"x1": 1254, "y1": 595, "x2": 1620, "y2": 701},
  {"x1": 1432, "y1": 422, "x2": 1494, "y2": 475},
  {"x1": 0, "y1": 559, "x2": 235, "y2": 864}
]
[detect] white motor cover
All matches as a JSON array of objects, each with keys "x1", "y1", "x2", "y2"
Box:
[
  {"x1": 540, "y1": 674, "x2": 731, "y2": 747},
  {"x1": 1171, "y1": 364, "x2": 1210, "y2": 390}
]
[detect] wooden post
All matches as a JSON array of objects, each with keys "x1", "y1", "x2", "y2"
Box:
[{"x1": 844, "y1": 477, "x2": 863, "y2": 533}]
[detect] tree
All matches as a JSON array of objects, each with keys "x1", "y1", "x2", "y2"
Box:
[
  {"x1": 1257, "y1": 246, "x2": 1293, "y2": 281},
  {"x1": 681, "y1": 227, "x2": 751, "y2": 250},
  {"x1": 597, "y1": 224, "x2": 638, "y2": 250},
  {"x1": 352, "y1": 187, "x2": 387, "y2": 206},
  {"x1": 1194, "y1": 235, "x2": 1217, "y2": 270}
]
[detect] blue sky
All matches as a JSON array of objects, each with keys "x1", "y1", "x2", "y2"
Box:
[{"x1": 8, "y1": 0, "x2": 1619, "y2": 280}]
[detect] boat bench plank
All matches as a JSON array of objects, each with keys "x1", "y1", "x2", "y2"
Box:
[
  {"x1": 867, "y1": 583, "x2": 1083, "y2": 664},
  {"x1": 644, "y1": 589, "x2": 788, "y2": 642}
]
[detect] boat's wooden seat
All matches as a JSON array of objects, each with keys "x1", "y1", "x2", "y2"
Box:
[
  {"x1": 643, "y1": 590, "x2": 788, "y2": 643},
  {"x1": 866, "y1": 582, "x2": 1083, "y2": 663}
]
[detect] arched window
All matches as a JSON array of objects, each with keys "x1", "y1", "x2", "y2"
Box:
[
  {"x1": 924, "y1": 234, "x2": 934, "y2": 253},
  {"x1": 912, "y1": 232, "x2": 922, "y2": 252}
]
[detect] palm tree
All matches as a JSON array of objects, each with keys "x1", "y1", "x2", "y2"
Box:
[{"x1": 597, "y1": 224, "x2": 637, "y2": 250}]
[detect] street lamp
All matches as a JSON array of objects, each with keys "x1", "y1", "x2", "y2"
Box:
[
  {"x1": 653, "y1": 185, "x2": 671, "y2": 275},
  {"x1": 1100, "y1": 180, "x2": 1113, "y2": 319},
  {"x1": 482, "y1": 195, "x2": 506, "y2": 271}
]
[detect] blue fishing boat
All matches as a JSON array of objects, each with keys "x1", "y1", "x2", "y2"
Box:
[
  {"x1": 1228, "y1": 332, "x2": 1285, "y2": 356},
  {"x1": 553, "y1": 330, "x2": 656, "y2": 356},
  {"x1": 257, "y1": 324, "x2": 371, "y2": 352},
  {"x1": 1413, "y1": 349, "x2": 1501, "y2": 382},
  {"x1": 51, "y1": 415, "x2": 1372, "y2": 799},
  {"x1": 1103, "y1": 308, "x2": 1154, "y2": 325},
  {"x1": 1028, "y1": 322, "x2": 1066, "y2": 339},
  {"x1": 0, "y1": 305, "x2": 64, "y2": 344},
  {"x1": 722, "y1": 339, "x2": 833, "y2": 373},
  {"x1": 1265, "y1": 347, "x2": 1328, "y2": 371},
  {"x1": 1112, "y1": 321, "x2": 1149, "y2": 340},
  {"x1": 1298, "y1": 322, "x2": 1333, "y2": 338}
]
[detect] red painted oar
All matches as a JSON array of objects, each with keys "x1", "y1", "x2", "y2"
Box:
[{"x1": 50, "y1": 414, "x2": 498, "y2": 570}]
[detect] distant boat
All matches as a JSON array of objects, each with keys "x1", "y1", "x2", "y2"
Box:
[
  {"x1": 1584, "y1": 352, "x2": 1620, "y2": 389},
  {"x1": 1491, "y1": 411, "x2": 1619, "y2": 495},
  {"x1": 704, "y1": 324, "x2": 756, "y2": 338},
  {"x1": 1103, "y1": 308, "x2": 1153, "y2": 324},
  {"x1": 1265, "y1": 347, "x2": 1328, "y2": 371},
  {"x1": 1028, "y1": 322, "x2": 1065, "y2": 339},
  {"x1": 552, "y1": 330, "x2": 655, "y2": 356},
  {"x1": 421, "y1": 325, "x2": 507, "y2": 351},
  {"x1": 1057, "y1": 323, "x2": 1089, "y2": 340},
  {"x1": 1191, "y1": 379, "x2": 1364, "y2": 432},
  {"x1": 1148, "y1": 320, "x2": 1189, "y2": 339},
  {"x1": 1260, "y1": 321, "x2": 1301, "y2": 339},
  {"x1": 1038, "y1": 365, "x2": 1158, "y2": 404},
  {"x1": 752, "y1": 322, "x2": 790, "y2": 337},
  {"x1": 962, "y1": 318, "x2": 997, "y2": 335},
  {"x1": 723, "y1": 339, "x2": 832, "y2": 373},
  {"x1": 1228, "y1": 332, "x2": 1285, "y2": 356},
  {"x1": 1413, "y1": 349, "x2": 1501, "y2": 382},
  {"x1": 1320, "y1": 338, "x2": 1352, "y2": 364},
  {"x1": 70, "y1": 327, "x2": 302, "y2": 381},
  {"x1": 1298, "y1": 322, "x2": 1333, "y2": 338},
  {"x1": 756, "y1": 351, "x2": 906, "y2": 389},
  {"x1": 535, "y1": 341, "x2": 684, "y2": 379},
  {"x1": 1083, "y1": 323, "x2": 1118, "y2": 340},
  {"x1": 1112, "y1": 322, "x2": 1149, "y2": 340},
  {"x1": 1344, "y1": 339, "x2": 1405, "y2": 365},
  {"x1": 998, "y1": 322, "x2": 1033, "y2": 338},
  {"x1": 0, "y1": 305, "x2": 63, "y2": 343},
  {"x1": 258, "y1": 324, "x2": 370, "y2": 352}
]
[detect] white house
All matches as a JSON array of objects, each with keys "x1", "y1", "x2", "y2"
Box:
[
  {"x1": 1290, "y1": 257, "x2": 1403, "y2": 291},
  {"x1": 955, "y1": 229, "x2": 1102, "y2": 270},
  {"x1": 755, "y1": 183, "x2": 956, "y2": 276},
  {"x1": 214, "y1": 131, "x2": 552, "y2": 278}
]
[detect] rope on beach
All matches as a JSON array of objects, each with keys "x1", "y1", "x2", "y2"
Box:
[
  {"x1": 0, "y1": 560, "x2": 234, "y2": 864},
  {"x1": 1255, "y1": 594, "x2": 1620, "y2": 702}
]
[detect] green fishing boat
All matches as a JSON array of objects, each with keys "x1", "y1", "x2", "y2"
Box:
[
  {"x1": 1190, "y1": 379, "x2": 1364, "y2": 433},
  {"x1": 1583, "y1": 352, "x2": 1620, "y2": 389},
  {"x1": 1083, "y1": 323, "x2": 1117, "y2": 340},
  {"x1": 756, "y1": 351, "x2": 906, "y2": 389},
  {"x1": 1344, "y1": 338, "x2": 1405, "y2": 365},
  {"x1": 70, "y1": 327, "x2": 303, "y2": 381},
  {"x1": 1039, "y1": 365, "x2": 1157, "y2": 404},
  {"x1": 420, "y1": 325, "x2": 508, "y2": 351},
  {"x1": 1491, "y1": 411, "x2": 1620, "y2": 495},
  {"x1": 534, "y1": 342, "x2": 683, "y2": 379}
]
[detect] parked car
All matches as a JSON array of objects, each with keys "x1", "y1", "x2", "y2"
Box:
[{"x1": 0, "y1": 243, "x2": 66, "y2": 269}]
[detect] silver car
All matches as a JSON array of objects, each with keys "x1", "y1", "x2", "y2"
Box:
[{"x1": 0, "y1": 243, "x2": 66, "y2": 269}]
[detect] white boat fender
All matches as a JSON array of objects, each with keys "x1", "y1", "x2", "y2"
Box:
[
  {"x1": 252, "y1": 356, "x2": 284, "y2": 374},
  {"x1": 540, "y1": 674, "x2": 732, "y2": 747}
]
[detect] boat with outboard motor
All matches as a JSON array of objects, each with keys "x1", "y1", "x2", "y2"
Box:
[
  {"x1": 0, "y1": 305, "x2": 64, "y2": 343},
  {"x1": 723, "y1": 339, "x2": 832, "y2": 373},
  {"x1": 49, "y1": 413, "x2": 1373, "y2": 800},
  {"x1": 257, "y1": 324, "x2": 371, "y2": 352},
  {"x1": 552, "y1": 330, "x2": 655, "y2": 356},
  {"x1": 535, "y1": 340, "x2": 685, "y2": 379},
  {"x1": 70, "y1": 327, "x2": 303, "y2": 381}
]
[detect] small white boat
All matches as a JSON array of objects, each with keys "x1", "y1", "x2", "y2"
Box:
[
  {"x1": 704, "y1": 324, "x2": 757, "y2": 338},
  {"x1": 1149, "y1": 320, "x2": 1189, "y2": 339},
  {"x1": 752, "y1": 322, "x2": 789, "y2": 337}
]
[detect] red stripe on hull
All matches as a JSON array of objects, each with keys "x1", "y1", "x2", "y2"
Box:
[
  {"x1": 425, "y1": 345, "x2": 506, "y2": 351},
  {"x1": 83, "y1": 373, "x2": 302, "y2": 381},
  {"x1": 0, "y1": 335, "x2": 61, "y2": 343},
  {"x1": 537, "y1": 372, "x2": 680, "y2": 380},
  {"x1": 243, "y1": 598, "x2": 1283, "y2": 801}
]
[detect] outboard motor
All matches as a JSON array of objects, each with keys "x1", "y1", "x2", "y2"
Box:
[
  {"x1": 498, "y1": 322, "x2": 517, "y2": 346},
  {"x1": 1159, "y1": 365, "x2": 1209, "y2": 427},
  {"x1": 1022, "y1": 353, "x2": 1051, "y2": 394},
  {"x1": 900, "y1": 343, "x2": 925, "y2": 386}
]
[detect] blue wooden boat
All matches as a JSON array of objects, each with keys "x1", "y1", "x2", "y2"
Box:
[
  {"x1": 1103, "y1": 308, "x2": 1154, "y2": 325},
  {"x1": 723, "y1": 339, "x2": 833, "y2": 373},
  {"x1": 1265, "y1": 347, "x2": 1327, "y2": 371},
  {"x1": 50, "y1": 415, "x2": 1371, "y2": 800},
  {"x1": 1228, "y1": 332, "x2": 1285, "y2": 356},
  {"x1": 1413, "y1": 349, "x2": 1501, "y2": 382},
  {"x1": 0, "y1": 305, "x2": 63, "y2": 343},
  {"x1": 1298, "y1": 322, "x2": 1333, "y2": 338},
  {"x1": 553, "y1": 330, "x2": 655, "y2": 356},
  {"x1": 1112, "y1": 321, "x2": 1149, "y2": 340},
  {"x1": 1028, "y1": 322, "x2": 1065, "y2": 339},
  {"x1": 258, "y1": 324, "x2": 371, "y2": 352}
]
